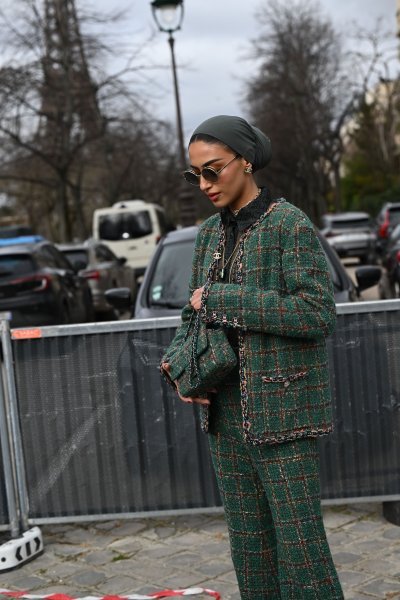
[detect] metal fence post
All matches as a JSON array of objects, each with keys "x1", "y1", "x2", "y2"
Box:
[
  {"x1": 0, "y1": 320, "x2": 30, "y2": 531},
  {"x1": 0, "y1": 320, "x2": 44, "y2": 572},
  {"x1": 0, "y1": 328, "x2": 20, "y2": 538}
]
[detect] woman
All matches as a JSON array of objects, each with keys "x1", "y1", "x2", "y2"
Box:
[{"x1": 162, "y1": 115, "x2": 344, "y2": 599}]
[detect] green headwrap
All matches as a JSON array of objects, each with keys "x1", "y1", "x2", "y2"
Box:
[{"x1": 190, "y1": 115, "x2": 272, "y2": 172}]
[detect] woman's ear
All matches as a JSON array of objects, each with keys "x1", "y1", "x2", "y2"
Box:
[{"x1": 244, "y1": 162, "x2": 253, "y2": 174}]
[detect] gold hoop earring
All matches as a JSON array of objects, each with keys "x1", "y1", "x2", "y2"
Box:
[{"x1": 244, "y1": 165, "x2": 253, "y2": 174}]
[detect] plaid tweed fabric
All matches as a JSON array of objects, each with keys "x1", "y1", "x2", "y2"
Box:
[
  {"x1": 166, "y1": 320, "x2": 237, "y2": 397},
  {"x1": 208, "y1": 378, "x2": 344, "y2": 599},
  {"x1": 163, "y1": 200, "x2": 337, "y2": 444}
]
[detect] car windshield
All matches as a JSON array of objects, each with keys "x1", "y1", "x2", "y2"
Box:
[
  {"x1": 0, "y1": 255, "x2": 35, "y2": 277},
  {"x1": 62, "y1": 249, "x2": 88, "y2": 269},
  {"x1": 148, "y1": 240, "x2": 194, "y2": 308},
  {"x1": 98, "y1": 212, "x2": 152, "y2": 241}
]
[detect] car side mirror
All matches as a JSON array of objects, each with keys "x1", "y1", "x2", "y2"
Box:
[
  {"x1": 105, "y1": 287, "x2": 132, "y2": 311},
  {"x1": 355, "y1": 266, "x2": 382, "y2": 292}
]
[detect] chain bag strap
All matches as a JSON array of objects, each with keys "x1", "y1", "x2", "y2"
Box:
[
  {"x1": 163, "y1": 227, "x2": 237, "y2": 397},
  {"x1": 188, "y1": 234, "x2": 226, "y2": 384}
]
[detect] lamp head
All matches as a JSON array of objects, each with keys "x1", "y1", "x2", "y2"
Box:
[{"x1": 151, "y1": 0, "x2": 184, "y2": 33}]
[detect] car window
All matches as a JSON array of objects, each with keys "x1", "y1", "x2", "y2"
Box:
[
  {"x1": 317, "y1": 236, "x2": 344, "y2": 291},
  {"x1": 323, "y1": 251, "x2": 342, "y2": 290},
  {"x1": 95, "y1": 244, "x2": 115, "y2": 262},
  {"x1": 45, "y1": 245, "x2": 75, "y2": 270},
  {"x1": 388, "y1": 208, "x2": 400, "y2": 226},
  {"x1": 99, "y1": 212, "x2": 152, "y2": 240},
  {"x1": 36, "y1": 246, "x2": 59, "y2": 268},
  {"x1": 0, "y1": 254, "x2": 35, "y2": 277},
  {"x1": 147, "y1": 240, "x2": 194, "y2": 307},
  {"x1": 62, "y1": 249, "x2": 88, "y2": 269}
]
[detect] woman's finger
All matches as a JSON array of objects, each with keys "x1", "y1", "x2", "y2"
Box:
[
  {"x1": 193, "y1": 397, "x2": 211, "y2": 405},
  {"x1": 178, "y1": 393, "x2": 210, "y2": 406},
  {"x1": 190, "y1": 286, "x2": 205, "y2": 311}
]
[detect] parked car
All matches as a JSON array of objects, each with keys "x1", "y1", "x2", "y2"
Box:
[
  {"x1": 57, "y1": 239, "x2": 137, "y2": 319},
  {"x1": 320, "y1": 212, "x2": 377, "y2": 263},
  {"x1": 0, "y1": 240, "x2": 94, "y2": 327},
  {"x1": 0, "y1": 225, "x2": 37, "y2": 239},
  {"x1": 105, "y1": 226, "x2": 382, "y2": 319},
  {"x1": 92, "y1": 200, "x2": 175, "y2": 279},
  {"x1": 378, "y1": 223, "x2": 400, "y2": 298},
  {"x1": 375, "y1": 202, "x2": 400, "y2": 256}
]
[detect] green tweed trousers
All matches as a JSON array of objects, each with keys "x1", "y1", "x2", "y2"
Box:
[{"x1": 208, "y1": 372, "x2": 344, "y2": 599}]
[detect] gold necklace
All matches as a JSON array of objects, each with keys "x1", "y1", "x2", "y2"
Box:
[
  {"x1": 231, "y1": 187, "x2": 261, "y2": 216},
  {"x1": 215, "y1": 188, "x2": 262, "y2": 279},
  {"x1": 217, "y1": 235, "x2": 243, "y2": 280}
]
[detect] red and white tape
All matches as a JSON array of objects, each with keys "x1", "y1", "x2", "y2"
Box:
[{"x1": 0, "y1": 589, "x2": 221, "y2": 600}]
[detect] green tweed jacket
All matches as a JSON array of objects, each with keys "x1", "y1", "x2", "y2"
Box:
[{"x1": 163, "y1": 200, "x2": 337, "y2": 445}]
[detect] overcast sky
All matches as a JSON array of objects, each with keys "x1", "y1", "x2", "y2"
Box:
[{"x1": 92, "y1": 0, "x2": 398, "y2": 144}]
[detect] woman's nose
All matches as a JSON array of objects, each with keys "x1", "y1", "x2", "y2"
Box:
[{"x1": 199, "y1": 175, "x2": 211, "y2": 192}]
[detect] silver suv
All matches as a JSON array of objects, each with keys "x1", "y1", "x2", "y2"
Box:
[{"x1": 320, "y1": 212, "x2": 377, "y2": 263}]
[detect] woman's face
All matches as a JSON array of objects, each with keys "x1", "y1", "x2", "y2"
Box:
[{"x1": 188, "y1": 140, "x2": 250, "y2": 212}]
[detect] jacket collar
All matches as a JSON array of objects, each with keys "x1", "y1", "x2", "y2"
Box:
[{"x1": 220, "y1": 186, "x2": 272, "y2": 234}]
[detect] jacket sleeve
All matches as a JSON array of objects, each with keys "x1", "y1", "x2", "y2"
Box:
[{"x1": 204, "y1": 214, "x2": 336, "y2": 339}]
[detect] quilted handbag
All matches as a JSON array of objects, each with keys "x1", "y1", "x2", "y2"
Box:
[{"x1": 162, "y1": 279, "x2": 237, "y2": 397}]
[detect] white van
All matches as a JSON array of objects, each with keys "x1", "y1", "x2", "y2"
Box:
[{"x1": 92, "y1": 200, "x2": 171, "y2": 277}]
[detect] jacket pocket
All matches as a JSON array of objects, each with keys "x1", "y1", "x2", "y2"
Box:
[
  {"x1": 258, "y1": 369, "x2": 309, "y2": 433},
  {"x1": 261, "y1": 369, "x2": 308, "y2": 389}
]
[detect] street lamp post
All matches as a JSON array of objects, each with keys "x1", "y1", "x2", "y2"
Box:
[
  {"x1": 151, "y1": 0, "x2": 186, "y2": 171},
  {"x1": 151, "y1": 0, "x2": 196, "y2": 226}
]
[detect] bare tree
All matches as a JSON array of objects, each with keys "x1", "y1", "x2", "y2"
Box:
[
  {"x1": 244, "y1": 0, "x2": 350, "y2": 222},
  {"x1": 0, "y1": 0, "x2": 182, "y2": 241},
  {"x1": 244, "y1": 0, "x2": 396, "y2": 222}
]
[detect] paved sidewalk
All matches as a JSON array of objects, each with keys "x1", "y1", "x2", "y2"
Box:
[{"x1": 1, "y1": 503, "x2": 400, "y2": 599}]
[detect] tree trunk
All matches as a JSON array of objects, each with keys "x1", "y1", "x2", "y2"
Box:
[
  {"x1": 332, "y1": 164, "x2": 342, "y2": 213},
  {"x1": 56, "y1": 178, "x2": 70, "y2": 242}
]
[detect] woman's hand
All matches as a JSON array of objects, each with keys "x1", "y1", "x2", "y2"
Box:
[
  {"x1": 161, "y1": 362, "x2": 211, "y2": 406},
  {"x1": 190, "y1": 287, "x2": 205, "y2": 311}
]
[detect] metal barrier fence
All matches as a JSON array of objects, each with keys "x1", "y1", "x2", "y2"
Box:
[
  {"x1": 0, "y1": 299, "x2": 399, "y2": 529},
  {"x1": 0, "y1": 459, "x2": 7, "y2": 520},
  {"x1": 0, "y1": 437, "x2": 11, "y2": 531}
]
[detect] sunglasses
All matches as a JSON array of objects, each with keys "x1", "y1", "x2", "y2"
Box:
[{"x1": 183, "y1": 154, "x2": 240, "y2": 186}]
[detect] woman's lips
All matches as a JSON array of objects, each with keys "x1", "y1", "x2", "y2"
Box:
[{"x1": 208, "y1": 193, "x2": 220, "y2": 202}]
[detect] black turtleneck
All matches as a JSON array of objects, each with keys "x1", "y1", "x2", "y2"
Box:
[{"x1": 218, "y1": 186, "x2": 272, "y2": 282}]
